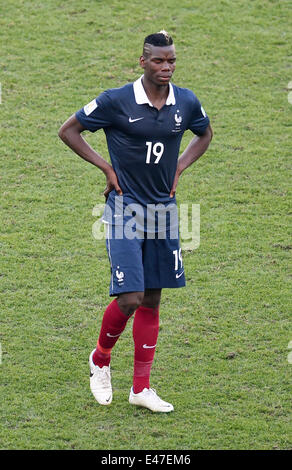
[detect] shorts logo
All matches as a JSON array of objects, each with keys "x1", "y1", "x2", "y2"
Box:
[
  {"x1": 176, "y1": 271, "x2": 184, "y2": 279},
  {"x1": 116, "y1": 267, "x2": 124, "y2": 285}
]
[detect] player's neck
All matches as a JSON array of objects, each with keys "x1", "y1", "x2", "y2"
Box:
[{"x1": 142, "y1": 76, "x2": 169, "y2": 110}]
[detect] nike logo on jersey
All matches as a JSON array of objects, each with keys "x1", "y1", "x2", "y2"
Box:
[
  {"x1": 176, "y1": 271, "x2": 184, "y2": 279},
  {"x1": 129, "y1": 117, "x2": 144, "y2": 123},
  {"x1": 106, "y1": 332, "x2": 121, "y2": 338},
  {"x1": 143, "y1": 344, "x2": 157, "y2": 349}
]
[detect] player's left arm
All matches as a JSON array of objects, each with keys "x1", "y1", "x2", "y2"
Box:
[{"x1": 170, "y1": 124, "x2": 213, "y2": 198}]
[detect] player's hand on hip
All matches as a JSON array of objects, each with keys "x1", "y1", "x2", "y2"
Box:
[
  {"x1": 170, "y1": 169, "x2": 180, "y2": 198},
  {"x1": 104, "y1": 169, "x2": 123, "y2": 201}
]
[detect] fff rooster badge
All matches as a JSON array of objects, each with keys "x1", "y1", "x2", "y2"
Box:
[
  {"x1": 115, "y1": 267, "x2": 125, "y2": 286},
  {"x1": 172, "y1": 109, "x2": 183, "y2": 132}
]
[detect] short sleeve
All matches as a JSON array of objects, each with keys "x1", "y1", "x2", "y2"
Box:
[
  {"x1": 187, "y1": 91, "x2": 210, "y2": 136},
  {"x1": 75, "y1": 90, "x2": 113, "y2": 132}
]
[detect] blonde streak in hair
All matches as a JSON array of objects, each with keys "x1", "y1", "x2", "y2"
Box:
[{"x1": 157, "y1": 29, "x2": 169, "y2": 40}]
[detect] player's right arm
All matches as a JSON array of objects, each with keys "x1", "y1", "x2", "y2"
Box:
[{"x1": 58, "y1": 114, "x2": 122, "y2": 198}]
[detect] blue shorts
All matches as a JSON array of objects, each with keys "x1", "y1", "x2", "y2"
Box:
[{"x1": 105, "y1": 224, "x2": 186, "y2": 296}]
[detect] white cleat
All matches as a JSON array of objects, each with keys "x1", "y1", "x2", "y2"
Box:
[
  {"x1": 89, "y1": 350, "x2": 112, "y2": 405},
  {"x1": 129, "y1": 387, "x2": 174, "y2": 412}
]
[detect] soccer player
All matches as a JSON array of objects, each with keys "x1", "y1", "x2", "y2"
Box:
[{"x1": 58, "y1": 31, "x2": 213, "y2": 412}]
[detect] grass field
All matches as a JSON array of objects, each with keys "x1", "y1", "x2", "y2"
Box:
[{"x1": 1, "y1": 0, "x2": 291, "y2": 450}]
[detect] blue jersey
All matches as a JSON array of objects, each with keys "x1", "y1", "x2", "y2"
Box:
[{"x1": 75, "y1": 75, "x2": 209, "y2": 217}]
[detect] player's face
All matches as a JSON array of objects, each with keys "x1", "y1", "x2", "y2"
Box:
[{"x1": 140, "y1": 45, "x2": 176, "y2": 86}]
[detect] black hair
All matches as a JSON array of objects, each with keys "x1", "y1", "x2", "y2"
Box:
[{"x1": 143, "y1": 30, "x2": 173, "y2": 51}]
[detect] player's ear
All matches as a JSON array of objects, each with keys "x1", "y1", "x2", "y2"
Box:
[{"x1": 139, "y1": 55, "x2": 146, "y2": 69}]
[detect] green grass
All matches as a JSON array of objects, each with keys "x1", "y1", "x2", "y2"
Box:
[{"x1": 1, "y1": 0, "x2": 291, "y2": 450}]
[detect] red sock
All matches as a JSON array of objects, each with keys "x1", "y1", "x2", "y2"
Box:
[
  {"x1": 132, "y1": 305, "x2": 159, "y2": 393},
  {"x1": 92, "y1": 299, "x2": 130, "y2": 368}
]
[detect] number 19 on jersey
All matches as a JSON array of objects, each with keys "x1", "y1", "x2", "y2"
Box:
[{"x1": 146, "y1": 141, "x2": 164, "y2": 164}]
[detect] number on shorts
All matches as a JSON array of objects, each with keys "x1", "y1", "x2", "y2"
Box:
[{"x1": 173, "y1": 248, "x2": 183, "y2": 271}]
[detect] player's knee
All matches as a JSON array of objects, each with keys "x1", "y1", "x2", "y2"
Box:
[
  {"x1": 117, "y1": 292, "x2": 144, "y2": 316},
  {"x1": 142, "y1": 289, "x2": 161, "y2": 309},
  {"x1": 142, "y1": 299, "x2": 160, "y2": 309}
]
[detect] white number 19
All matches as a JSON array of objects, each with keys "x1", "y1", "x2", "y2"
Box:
[
  {"x1": 146, "y1": 141, "x2": 164, "y2": 164},
  {"x1": 173, "y1": 248, "x2": 183, "y2": 271}
]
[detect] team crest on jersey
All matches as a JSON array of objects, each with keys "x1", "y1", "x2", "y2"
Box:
[
  {"x1": 175, "y1": 110, "x2": 182, "y2": 125},
  {"x1": 172, "y1": 109, "x2": 182, "y2": 132}
]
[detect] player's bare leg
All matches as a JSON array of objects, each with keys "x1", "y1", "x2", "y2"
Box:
[{"x1": 117, "y1": 291, "x2": 144, "y2": 316}]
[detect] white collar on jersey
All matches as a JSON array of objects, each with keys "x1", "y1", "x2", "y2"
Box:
[{"x1": 133, "y1": 75, "x2": 176, "y2": 107}]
